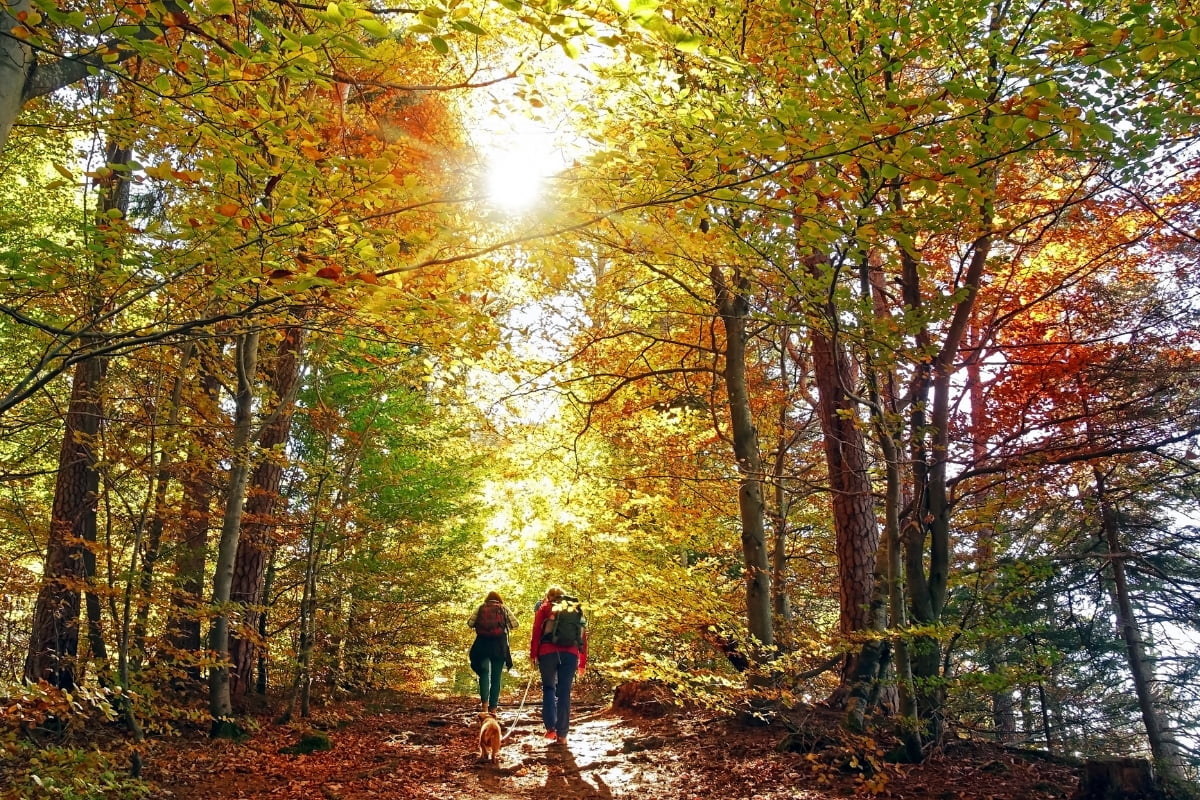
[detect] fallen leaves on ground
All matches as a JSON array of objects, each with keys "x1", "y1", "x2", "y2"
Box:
[{"x1": 142, "y1": 692, "x2": 1081, "y2": 799}]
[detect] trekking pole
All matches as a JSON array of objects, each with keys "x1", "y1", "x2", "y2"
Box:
[{"x1": 501, "y1": 673, "x2": 534, "y2": 742}]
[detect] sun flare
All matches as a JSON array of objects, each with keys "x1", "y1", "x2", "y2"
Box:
[{"x1": 485, "y1": 141, "x2": 549, "y2": 212}]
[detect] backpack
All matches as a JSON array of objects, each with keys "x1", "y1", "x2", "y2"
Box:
[
  {"x1": 476, "y1": 603, "x2": 507, "y2": 637},
  {"x1": 542, "y1": 596, "x2": 585, "y2": 648}
]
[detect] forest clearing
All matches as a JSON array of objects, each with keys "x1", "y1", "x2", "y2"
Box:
[{"x1": 2, "y1": 0, "x2": 1200, "y2": 796}]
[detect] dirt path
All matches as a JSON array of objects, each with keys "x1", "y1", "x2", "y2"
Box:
[
  {"x1": 145, "y1": 692, "x2": 1081, "y2": 800},
  {"x1": 147, "y1": 694, "x2": 706, "y2": 800}
]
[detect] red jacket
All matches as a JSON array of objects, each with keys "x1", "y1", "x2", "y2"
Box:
[{"x1": 530, "y1": 599, "x2": 587, "y2": 670}]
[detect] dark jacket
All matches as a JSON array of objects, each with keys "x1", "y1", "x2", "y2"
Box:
[{"x1": 468, "y1": 600, "x2": 518, "y2": 672}]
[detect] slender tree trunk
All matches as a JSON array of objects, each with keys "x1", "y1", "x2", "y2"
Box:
[
  {"x1": 770, "y1": 330, "x2": 797, "y2": 622},
  {"x1": 709, "y1": 264, "x2": 773, "y2": 651},
  {"x1": 1093, "y1": 469, "x2": 1185, "y2": 781},
  {"x1": 209, "y1": 331, "x2": 260, "y2": 735},
  {"x1": 255, "y1": 545, "x2": 277, "y2": 696},
  {"x1": 229, "y1": 324, "x2": 307, "y2": 702},
  {"x1": 133, "y1": 343, "x2": 197, "y2": 664}
]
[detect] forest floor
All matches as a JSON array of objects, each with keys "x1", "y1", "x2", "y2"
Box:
[{"x1": 141, "y1": 688, "x2": 1085, "y2": 800}]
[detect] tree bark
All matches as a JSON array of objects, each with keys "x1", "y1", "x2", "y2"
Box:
[
  {"x1": 229, "y1": 324, "x2": 306, "y2": 702},
  {"x1": 209, "y1": 331, "x2": 259, "y2": 733},
  {"x1": 1094, "y1": 469, "x2": 1185, "y2": 782},
  {"x1": 802, "y1": 276, "x2": 879, "y2": 637},
  {"x1": 133, "y1": 343, "x2": 196, "y2": 665},
  {"x1": 24, "y1": 356, "x2": 105, "y2": 688},
  {"x1": 24, "y1": 141, "x2": 131, "y2": 688},
  {"x1": 709, "y1": 264, "x2": 774, "y2": 651}
]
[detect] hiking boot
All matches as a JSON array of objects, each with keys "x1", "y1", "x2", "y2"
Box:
[
  {"x1": 544, "y1": 730, "x2": 557, "y2": 742},
  {"x1": 488, "y1": 706, "x2": 498, "y2": 714}
]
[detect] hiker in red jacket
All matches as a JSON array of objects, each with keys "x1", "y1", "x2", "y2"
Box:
[
  {"x1": 468, "y1": 591, "x2": 518, "y2": 713},
  {"x1": 530, "y1": 585, "x2": 587, "y2": 745}
]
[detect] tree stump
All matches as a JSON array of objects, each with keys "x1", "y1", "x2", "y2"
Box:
[{"x1": 1073, "y1": 757, "x2": 1163, "y2": 800}]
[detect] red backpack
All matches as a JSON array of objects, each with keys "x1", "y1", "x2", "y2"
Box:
[{"x1": 476, "y1": 603, "x2": 507, "y2": 637}]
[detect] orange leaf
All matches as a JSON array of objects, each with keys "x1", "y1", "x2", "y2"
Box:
[{"x1": 215, "y1": 202, "x2": 240, "y2": 217}]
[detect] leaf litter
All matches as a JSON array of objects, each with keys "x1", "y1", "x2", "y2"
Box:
[{"x1": 144, "y1": 691, "x2": 1082, "y2": 799}]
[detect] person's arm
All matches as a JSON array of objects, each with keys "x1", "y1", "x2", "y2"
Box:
[
  {"x1": 504, "y1": 606, "x2": 518, "y2": 631},
  {"x1": 467, "y1": 606, "x2": 479, "y2": 629},
  {"x1": 530, "y1": 602, "x2": 546, "y2": 662},
  {"x1": 578, "y1": 628, "x2": 588, "y2": 673}
]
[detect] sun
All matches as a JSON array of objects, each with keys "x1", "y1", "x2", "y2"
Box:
[{"x1": 485, "y1": 139, "x2": 549, "y2": 213}]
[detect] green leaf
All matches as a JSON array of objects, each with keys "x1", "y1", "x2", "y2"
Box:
[
  {"x1": 452, "y1": 19, "x2": 487, "y2": 35},
  {"x1": 209, "y1": 0, "x2": 235, "y2": 14},
  {"x1": 357, "y1": 17, "x2": 391, "y2": 37},
  {"x1": 430, "y1": 35, "x2": 450, "y2": 53}
]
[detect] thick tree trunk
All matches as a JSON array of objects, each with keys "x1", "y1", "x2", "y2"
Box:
[
  {"x1": 229, "y1": 325, "x2": 306, "y2": 701},
  {"x1": 0, "y1": 1, "x2": 33, "y2": 154},
  {"x1": 209, "y1": 331, "x2": 259, "y2": 733},
  {"x1": 24, "y1": 141, "x2": 130, "y2": 688},
  {"x1": 709, "y1": 265, "x2": 773, "y2": 651},
  {"x1": 25, "y1": 356, "x2": 106, "y2": 688},
  {"x1": 806, "y1": 320, "x2": 878, "y2": 636}
]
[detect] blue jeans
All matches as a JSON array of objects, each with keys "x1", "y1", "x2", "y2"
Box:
[
  {"x1": 538, "y1": 651, "x2": 578, "y2": 737},
  {"x1": 477, "y1": 657, "x2": 505, "y2": 709}
]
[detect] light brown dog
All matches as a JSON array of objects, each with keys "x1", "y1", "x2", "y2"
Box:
[{"x1": 477, "y1": 712, "x2": 502, "y2": 764}]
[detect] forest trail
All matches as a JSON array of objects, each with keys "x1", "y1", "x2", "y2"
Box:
[{"x1": 144, "y1": 691, "x2": 1081, "y2": 800}]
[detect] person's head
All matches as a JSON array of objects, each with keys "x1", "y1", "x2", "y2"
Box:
[
  {"x1": 485, "y1": 590, "x2": 503, "y2": 604},
  {"x1": 545, "y1": 585, "x2": 565, "y2": 603}
]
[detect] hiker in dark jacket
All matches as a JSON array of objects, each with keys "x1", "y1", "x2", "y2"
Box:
[{"x1": 468, "y1": 591, "x2": 519, "y2": 713}]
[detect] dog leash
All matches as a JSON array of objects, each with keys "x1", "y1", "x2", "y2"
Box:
[{"x1": 500, "y1": 673, "x2": 534, "y2": 742}]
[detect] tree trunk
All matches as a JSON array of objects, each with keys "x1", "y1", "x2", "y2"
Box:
[
  {"x1": 1075, "y1": 758, "x2": 1160, "y2": 800},
  {"x1": 801, "y1": 255, "x2": 879, "y2": 630},
  {"x1": 229, "y1": 324, "x2": 306, "y2": 702},
  {"x1": 1094, "y1": 469, "x2": 1185, "y2": 782},
  {"x1": 209, "y1": 331, "x2": 260, "y2": 734},
  {"x1": 709, "y1": 264, "x2": 773, "y2": 652},
  {"x1": 25, "y1": 357, "x2": 105, "y2": 688},
  {"x1": 133, "y1": 344, "x2": 197, "y2": 665},
  {"x1": 255, "y1": 545, "x2": 277, "y2": 696},
  {"x1": 24, "y1": 141, "x2": 130, "y2": 688},
  {"x1": 0, "y1": 0, "x2": 33, "y2": 154}
]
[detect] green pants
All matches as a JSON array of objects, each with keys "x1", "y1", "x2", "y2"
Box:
[{"x1": 477, "y1": 657, "x2": 505, "y2": 709}]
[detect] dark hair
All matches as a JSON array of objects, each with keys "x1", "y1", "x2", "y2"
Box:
[{"x1": 485, "y1": 591, "x2": 503, "y2": 604}]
